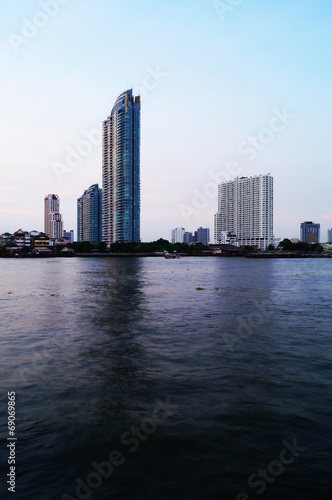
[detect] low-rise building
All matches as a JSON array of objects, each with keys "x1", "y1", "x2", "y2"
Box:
[
  {"x1": 32, "y1": 233, "x2": 51, "y2": 253},
  {"x1": 220, "y1": 231, "x2": 238, "y2": 246}
]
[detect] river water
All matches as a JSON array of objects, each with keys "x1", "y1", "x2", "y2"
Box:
[{"x1": 0, "y1": 257, "x2": 331, "y2": 499}]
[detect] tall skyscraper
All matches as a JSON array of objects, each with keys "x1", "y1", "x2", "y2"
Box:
[
  {"x1": 102, "y1": 89, "x2": 141, "y2": 246},
  {"x1": 300, "y1": 221, "x2": 320, "y2": 244},
  {"x1": 44, "y1": 194, "x2": 63, "y2": 239},
  {"x1": 214, "y1": 174, "x2": 273, "y2": 250},
  {"x1": 77, "y1": 184, "x2": 102, "y2": 243}
]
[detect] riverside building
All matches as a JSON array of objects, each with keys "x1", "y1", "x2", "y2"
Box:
[
  {"x1": 102, "y1": 89, "x2": 141, "y2": 245},
  {"x1": 300, "y1": 221, "x2": 320, "y2": 244},
  {"x1": 214, "y1": 174, "x2": 274, "y2": 250},
  {"x1": 171, "y1": 227, "x2": 185, "y2": 244},
  {"x1": 44, "y1": 194, "x2": 63, "y2": 239},
  {"x1": 77, "y1": 184, "x2": 102, "y2": 243}
]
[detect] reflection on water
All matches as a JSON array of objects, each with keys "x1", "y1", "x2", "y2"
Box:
[{"x1": 0, "y1": 257, "x2": 331, "y2": 499}]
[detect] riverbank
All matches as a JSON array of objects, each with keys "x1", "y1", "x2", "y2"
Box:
[{"x1": 1, "y1": 251, "x2": 331, "y2": 258}]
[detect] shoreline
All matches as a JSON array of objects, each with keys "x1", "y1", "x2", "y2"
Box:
[{"x1": 0, "y1": 252, "x2": 331, "y2": 259}]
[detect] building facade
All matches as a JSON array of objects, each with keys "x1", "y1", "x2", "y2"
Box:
[
  {"x1": 220, "y1": 231, "x2": 238, "y2": 246},
  {"x1": 214, "y1": 174, "x2": 274, "y2": 250},
  {"x1": 63, "y1": 230, "x2": 74, "y2": 243},
  {"x1": 194, "y1": 227, "x2": 210, "y2": 245},
  {"x1": 300, "y1": 221, "x2": 320, "y2": 244},
  {"x1": 183, "y1": 231, "x2": 193, "y2": 244},
  {"x1": 171, "y1": 227, "x2": 185, "y2": 244},
  {"x1": 102, "y1": 89, "x2": 141, "y2": 245},
  {"x1": 327, "y1": 228, "x2": 332, "y2": 243},
  {"x1": 44, "y1": 194, "x2": 63, "y2": 239},
  {"x1": 77, "y1": 184, "x2": 102, "y2": 243}
]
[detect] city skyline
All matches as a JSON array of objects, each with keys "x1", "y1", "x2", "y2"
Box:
[{"x1": 1, "y1": 2, "x2": 332, "y2": 240}]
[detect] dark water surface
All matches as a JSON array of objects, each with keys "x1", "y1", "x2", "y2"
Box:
[{"x1": 0, "y1": 257, "x2": 331, "y2": 499}]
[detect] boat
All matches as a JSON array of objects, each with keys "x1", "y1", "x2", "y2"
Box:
[{"x1": 164, "y1": 252, "x2": 180, "y2": 259}]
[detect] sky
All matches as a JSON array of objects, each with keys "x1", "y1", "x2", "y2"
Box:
[{"x1": 1, "y1": 0, "x2": 332, "y2": 242}]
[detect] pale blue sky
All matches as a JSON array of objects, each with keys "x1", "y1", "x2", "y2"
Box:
[{"x1": 1, "y1": 0, "x2": 332, "y2": 241}]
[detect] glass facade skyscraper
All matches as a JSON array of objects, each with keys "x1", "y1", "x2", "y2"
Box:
[
  {"x1": 102, "y1": 89, "x2": 141, "y2": 245},
  {"x1": 77, "y1": 184, "x2": 102, "y2": 243}
]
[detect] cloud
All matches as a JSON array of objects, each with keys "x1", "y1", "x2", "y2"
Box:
[{"x1": 322, "y1": 213, "x2": 332, "y2": 220}]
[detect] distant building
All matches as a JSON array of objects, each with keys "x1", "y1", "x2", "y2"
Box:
[
  {"x1": 171, "y1": 227, "x2": 185, "y2": 244},
  {"x1": 44, "y1": 194, "x2": 63, "y2": 239},
  {"x1": 300, "y1": 221, "x2": 320, "y2": 244},
  {"x1": 220, "y1": 231, "x2": 238, "y2": 246},
  {"x1": 2, "y1": 232, "x2": 16, "y2": 250},
  {"x1": 14, "y1": 229, "x2": 26, "y2": 250},
  {"x1": 194, "y1": 227, "x2": 210, "y2": 245},
  {"x1": 63, "y1": 230, "x2": 74, "y2": 243},
  {"x1": 183, "y1": 231, "x2": 193, "y2": 244},
  {"x1": 327, "y1": 228, "x2": 332, "y2": 243},
  {"x1": 214, "y1": 174, "x2": 274, "y2": 250},
  {"x1": 77, "y1": 184, "x2": 102, "y2": 243}
]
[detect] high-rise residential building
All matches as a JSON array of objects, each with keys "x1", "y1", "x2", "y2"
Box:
[
  {"x1": 183, "y1": 231, "x2": 193, "y2": 244},
  {"x1": 327, "y1": 229, "x2": 332, "y2": 243},
  {"x1": 102, "y1": 89, "x2": 141, "y2": 246},
  {"x1": 194, "y1": 227, "x2": 210, "y2": 245},
  {"x1": 171, "y1": 227, "x2": 185, "y2": 244},
  {"x1": 77, "y1": 184, "x2": 102, "y2": 243},
  {"x1": 44, "y1": 194, "x2": 63, "y2": 239},
  {"x1": 214, "y1": 174, "x2": 274, "y2": 250},
  {"x1": 300, "y1": 221, "x2": 320, "y2": 244}
]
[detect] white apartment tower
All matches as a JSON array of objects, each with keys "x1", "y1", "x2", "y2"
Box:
[
  {"x1": 171, "y1": 227, "x2": 185, "y2": 244},
  {"x1": 214, "y1": 174, "x2": 273, "y2": 250}
]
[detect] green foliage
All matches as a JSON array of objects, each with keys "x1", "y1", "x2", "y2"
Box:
[
  {"x1": 279, "y1": 239, "x2": 310, "y2": 252},
  {"x1": 65, "y1": 239, "x2": 210, "y2": 255},
  {"x1": 67, "y1": 241, "x2": 93, "y2": 253},
  {"x1": 108, "y1": 239, "x2": 208, "y2": 254}
]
